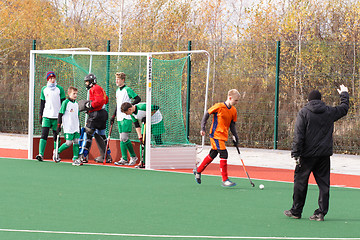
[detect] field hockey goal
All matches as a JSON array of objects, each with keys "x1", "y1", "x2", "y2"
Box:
[{"x1": 28, "y1": 49, "x2": 210, "y2": 169}]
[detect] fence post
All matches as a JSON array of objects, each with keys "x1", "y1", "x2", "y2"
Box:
[
  {"x1": 274, "y1": 41, "x2": 281, "y2": 149},
  {"x1": 186, "y1": 40, "x2": 192, "y2": 140},
  {"x1": 106, "y1": 40, "x2": 111, "y2": 132},
  {"x1": 32, "y1": 39, "x2": 36, "y2": 50}
]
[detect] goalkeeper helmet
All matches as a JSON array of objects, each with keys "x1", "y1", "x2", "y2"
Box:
[{"x1": 84, "y1": 73, "x2": 97, "y2": 89}]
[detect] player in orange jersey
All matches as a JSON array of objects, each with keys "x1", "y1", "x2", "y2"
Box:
[{"x1": 194, "y1": 89, "x2": 241, "y2": 187}]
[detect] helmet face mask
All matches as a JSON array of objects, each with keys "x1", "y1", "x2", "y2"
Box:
[{"x1": 84, "y1": 73, "x2": 97, "y2": 89}]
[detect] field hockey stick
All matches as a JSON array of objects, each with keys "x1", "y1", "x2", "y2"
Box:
[
  {"x1": 54, "y1": 128, "x2": 61, "y2": 163},
  {"x1": 140, "y1": 123, "x2": 146, "y2": 167},
  {"x1": 103, "y1": 122, "x2": 114, "y2": 165},
  {"x1": 232, "y1": 136, "x2": 255, "y2": 187}
]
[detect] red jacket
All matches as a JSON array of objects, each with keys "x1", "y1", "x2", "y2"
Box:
[{"x1": 89, "y1": 84, "x2": 108, "y2": 112}]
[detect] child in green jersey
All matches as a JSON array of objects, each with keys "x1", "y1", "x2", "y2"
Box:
[
  {"x1": 121, "y1": 102, "x2": 164, "y2": 144},
  {"x1": 110, "y1": 72, "x2": 141, "y2": 166},
  {"x1": 53, "y1": 86, "x2": 82, "y2": 166},
  {"x1": 36, "y1": 71, "x2": 66, "y2": 161},
  {"x1": 121, "y1": 102, "x2": 165, "y2": 168}
]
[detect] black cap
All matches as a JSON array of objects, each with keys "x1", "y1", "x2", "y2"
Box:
[{"x1": 308, "y1": 90, "x2": 322, "y2": 101}]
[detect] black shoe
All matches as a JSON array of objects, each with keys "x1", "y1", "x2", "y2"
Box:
[
  {"x1": 135, "y1": 161, "x2": 145, "y2": 168},
  {"x1": 284, "y1": 210, "x2": 301, "y2": 219},
  {"x1": 79, "y1": 154, "x2": 88, "y2": 163},
  {"x1": 309, "y1": 213, "x2": 324, "y2": 221},
  {"x1": 193, "y1": 168, "x2": 201, "y2": 184},
  {"x1": 35, "y1": 154, "x2": 44, "y2": 161}
]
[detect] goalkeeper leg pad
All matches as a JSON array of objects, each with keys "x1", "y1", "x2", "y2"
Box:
[
  {"x1": 94, "y1": 134, "x2": 112, "y2": 163},
  {"x1": 79, "y1": 138, "x2": 92, "y2": 163}
]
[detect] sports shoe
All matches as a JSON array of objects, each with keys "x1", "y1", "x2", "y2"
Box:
[
  {"x1": 114, "y1": 158, "x2": 128, "y2": 165},
  {"x1": 52, "y1": 150, "x2": 61, "y2": 163},
  {"x1": 94, "y1": 156, "x2": 103, "y2": 163},
  {"x1": 79, "y1": 154, "x2": 88, "y2": 163},
  {"x1": 222, "y1": 179, "x2": 236, "y2": 187},
  {"x1": 193, "y1": 168, "x2": 201, "y2": 184},
  {"x1": 135, "y1": 162, "x2": 145, "y2": 168},
  {"x1": 128, "y1": 157, "x2": 138, "y2": 166},
  {"x1": 72, "y1": 159, "x2": 83, "y2": 166},
  {"x1": 284, "y1": 210, "x2": 301, "y2": 219},
  {"x1": 94, "y1": 155, "x2": 112, "y2": 163},
  {"x1": 309, "y1": 213, "x2": 324, "y2": 221},
  {"x1": 35, "y1": 154, "x2": 44, "y2": 161},
  {"x1": 106, "y1": 154, "x2": 112, "y2": 163}
]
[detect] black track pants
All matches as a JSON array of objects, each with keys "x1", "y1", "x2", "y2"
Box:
[{"x1": 290, "y1": 156, "x2": 330, "y2": 216}]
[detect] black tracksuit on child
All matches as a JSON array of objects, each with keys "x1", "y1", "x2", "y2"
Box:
[{"x1": 290, "y1": 91, "x2": 349, "y2": 217}]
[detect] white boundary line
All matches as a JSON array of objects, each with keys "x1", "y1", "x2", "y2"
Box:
[{"x1": 0, "y1": 228, "x2": 359, "y2": 240}]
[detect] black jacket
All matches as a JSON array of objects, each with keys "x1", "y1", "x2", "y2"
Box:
[{"x1": 291, "y1": 92, "x2": 349, "y2": 158}]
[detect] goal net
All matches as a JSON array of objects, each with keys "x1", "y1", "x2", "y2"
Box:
[{"x1": 28, "y1": 49, "x2": 210, "y2": 169}]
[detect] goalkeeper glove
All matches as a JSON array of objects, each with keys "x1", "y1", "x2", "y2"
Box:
[
  {"x1": 78, "y1": 100, "x2": 93, "y2": 112},
  {"x1": 85, "y1": 101, "x2": 93, "y2": 110},
  {"x1": 39, "y1": 115, "x2": 43, "y2": 125}
]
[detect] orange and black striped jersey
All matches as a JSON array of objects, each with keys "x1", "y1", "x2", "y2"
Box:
[{"x1": 208, "y1": 102, "x2": 237, "y2": 141}]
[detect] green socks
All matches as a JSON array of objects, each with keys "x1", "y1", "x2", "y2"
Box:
[
  {"x1": 58, "y1": 143, "x2": 70, "y2": 153},
  {"x1": 120, "y1": 141, "x2": 128, "y2": 160},
  {"x1": 73, "y1": 143, "x2": 79, "y2": 160},
  {"x1": 39, "y1": 139, "x2": 47, "y2": 156},
  {"x1": 126, "y1": 140, "x2": 136, "y2": 157},
  {"x1": 120, "y1": 140, "x2": 136, "y2": 160}
]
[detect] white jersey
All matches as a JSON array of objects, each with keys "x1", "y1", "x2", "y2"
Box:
[
  {"x1": 59, "y1": 99, "x2": 80, "y2": 134},
  {"x1": 132, "y1": 103, "x2": 163, "y2": 124},
  {"x1": 40, "y1": 85, "x2": 65, "y2": 119},
  {"x1": 116, "y1": 85, "x2": 138, "y2": 121}
]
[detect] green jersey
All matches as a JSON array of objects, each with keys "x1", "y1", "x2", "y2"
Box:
[{"x1": 130, "y1": 103, "x2": 163, "y2": 124}]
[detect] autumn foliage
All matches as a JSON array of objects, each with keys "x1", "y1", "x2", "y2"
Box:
[{"x1": 1, "y1": 0, "x2": 360, "y2": 153}]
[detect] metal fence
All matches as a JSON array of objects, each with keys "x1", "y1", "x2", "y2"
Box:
[{"x1": 0, "y1": 39, "x2": 359, "y2": 154}]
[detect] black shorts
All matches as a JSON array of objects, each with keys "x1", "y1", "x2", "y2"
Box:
[{"x1": 86, "y1": 109, "x2": 108, "y2": 130}]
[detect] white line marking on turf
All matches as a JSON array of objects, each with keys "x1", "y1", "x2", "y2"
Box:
[{"x1": 0, "y1": 229, "x2": 360, "y2": 240}]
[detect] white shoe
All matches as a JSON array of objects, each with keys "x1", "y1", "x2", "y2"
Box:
[
  {"x1": 128, "y1": 157, "x2": 138, "y2": 166},
  {"x1": 114, "y1": 158, "x2": 128, "y2": 165},
  {"x1": 222, "y1": 179, "x2": 236, "y2": 187},
  {"x1": 72, "y1": 159, "x2": 83, "y2": 166}
]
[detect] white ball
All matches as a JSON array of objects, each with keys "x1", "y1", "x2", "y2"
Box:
[{"x1": 259, "y1": 184, "x2": 264, "y2": 190}]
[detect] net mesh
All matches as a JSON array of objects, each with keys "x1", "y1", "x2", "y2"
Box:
[{"x1": 32, "y1": 52, "x2": 191, "y2": 146}]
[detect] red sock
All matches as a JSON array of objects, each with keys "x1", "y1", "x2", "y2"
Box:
[
  {"x1": 197, "y1": 154, "x2": 213, "y2": 173},
  {"x1": 220, "y1": 159, "x2": 228, "y2": 181}
]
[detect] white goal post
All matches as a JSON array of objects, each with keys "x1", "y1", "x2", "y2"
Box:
[{"x1": 28, "y1": 49, "x2": 210, "y2": 169}]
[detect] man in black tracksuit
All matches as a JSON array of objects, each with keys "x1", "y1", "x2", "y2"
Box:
[{"x1": 284, "y1": 84, "x2": 349, "y2": 221}]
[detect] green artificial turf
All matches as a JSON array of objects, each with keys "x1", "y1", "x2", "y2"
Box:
[{"x1": 0, "y1": 158, "x2": 359, "y2": 240}]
